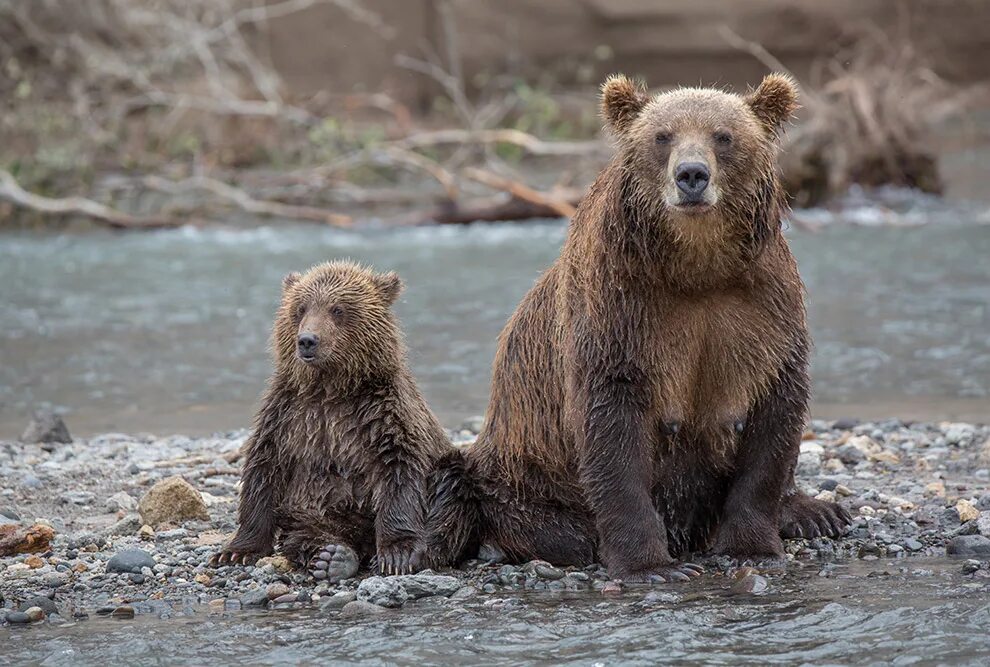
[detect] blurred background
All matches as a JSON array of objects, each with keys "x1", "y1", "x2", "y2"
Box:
[{"x1": 1, "y1": 0, "x2": 988, "y2": 439}]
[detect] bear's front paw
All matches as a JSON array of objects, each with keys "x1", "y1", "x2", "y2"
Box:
[
  {"x1": 210, "y1": 539, "x2": 273, "y2": 567},
  {"x1": 376, "y1": 539, "x2": 425, "y2": 576},
  {"x1": 616, "y1": 562, "x2": 704, "y2": 584},
  {"x1": 780, "y1": 493, "x2": 851, "y2": 539}
]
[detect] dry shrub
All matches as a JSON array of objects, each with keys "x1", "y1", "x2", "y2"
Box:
[{"x1": 780, "y1": 30, "x2": 974, "y2": 207}]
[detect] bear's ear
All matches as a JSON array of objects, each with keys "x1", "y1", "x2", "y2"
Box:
[
  {"x1": 373, "y1": 271, "x2": 403, "y2": 306},
  {"x1": 745, "y1": 73, "x2": 799, "y2": 133},
  {"x1": 601, "y1": 74, "x2": 648, "y2": 134},
  {"x1": 281, "y1": 272, "x2": 301, "y2": 294}
]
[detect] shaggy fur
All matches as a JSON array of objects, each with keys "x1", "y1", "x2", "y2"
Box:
[
  {"x1": 429, "y1": 74, "x2": 849, "y2": 580},
  {"x1": 214, "y1": 261, "x2": 454, "y2": 574}
]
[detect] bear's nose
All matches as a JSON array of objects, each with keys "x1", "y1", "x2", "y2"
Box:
[
  {"x1": 675, "y1": 162, "x2": 710, "y2": 198},
  {"x1": 297, "y1": 333, "x2": 319, "y2": 358}
]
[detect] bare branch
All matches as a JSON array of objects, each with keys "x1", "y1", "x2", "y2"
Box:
[{"x1": 0, "y1": 169, "x2": 188, "y2": 229}]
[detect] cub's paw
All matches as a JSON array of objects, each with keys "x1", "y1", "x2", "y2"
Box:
[
  {"x1": 308, "y1": 543, "x2": 360, "y2": 583},
  {"x1": 210, "y1": 542, "x2": 272, "y2": 567},
  {"x1": 376, "y1": 540, "x2": 425, "y2": 576},
  {"x1": 617, "y1": 562, "x2": 704, "y2": 584},
  {"x1": 712, "y1": 513, "x2": 784, "y2": 560},
  {"x1": 780, "y1": 493, "x2": 851, "y2": 540}
]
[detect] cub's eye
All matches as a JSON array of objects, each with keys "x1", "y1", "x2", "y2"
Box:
[
  {"x1": 296, "y1": 304, "x2": 307, "y2": 318},
  {"x1": 714, "y1": 131, "x2": 733, "y2": 146},
  {"x1": 655, "y1": 132, "x2": 673, "y2": 145},
  {"x1": 329, "y1": 305, "x2": 345, "y2": 318}
]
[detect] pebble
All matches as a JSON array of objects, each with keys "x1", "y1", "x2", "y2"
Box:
[
  {"x1": 730, "y1": 573, "x2": 769, "y2": 595},
  {"x1": 320, "y1": 591, "x2": 358, "y2": 611},
  {"x1": 240, "y1": 589, "x2": 270, "y2": 607},
  {"x1": 24, "y1": 606, "x2": 46, "y2": 622},
  {"x1": 5, "y1": 611, "x2": 32, "y2": 624}
]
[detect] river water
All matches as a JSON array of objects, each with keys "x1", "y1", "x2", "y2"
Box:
[
  {"x1": 1, "y1": 206, "x2": 989, "y2": 438},
  {"x1": 3, "y1": 559, "x2": 989, "y2": 666}
]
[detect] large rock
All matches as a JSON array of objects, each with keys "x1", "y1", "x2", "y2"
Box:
[
  {"x1": 947, "y1": 535, "x2": 990, "y2": 557},
  {"x1": 357, "y1": 574, "x2": 462, "y2": 608},
  {"x1": 139, "y1": 476, "x2": 209, "y2": 527},
  {"x1": 21, "y1": 408, "x2": 71, "y2": 447},
  {"x1": 106, "y1": 548, "x2": 156, "y2": 574}
]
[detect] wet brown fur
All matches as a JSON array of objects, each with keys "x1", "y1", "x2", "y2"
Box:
[
  {"x1": 217, "y1": 261, "x2": 453, "y2": 574},
  {"x1": 430, "y1": 74, "x2": 848, "y2": 578}
]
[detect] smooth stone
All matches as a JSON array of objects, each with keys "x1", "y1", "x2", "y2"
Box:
[
  {"x1": 6, "y1": 611, "x2": 31, "y2": 624},
  {"x1": 320, "y1": 591, "x2": 358, "y2": 611},
  {"x1": 107, "y1": 549, "x2": 156, "y2": 574},
  {"x1": 19, "y1": 595, "x2": 58, "y2": 616},
  {"x1": 730, "y1": 574, "x2": 770, "y2": 596},
  {"x1": 239, "y1": 589, "x2": 270, "y2": 607},
  {"x1": 947, "y1": 535, "x2": 990, "y2": 556},
  {"x1": 24, "y1": 607, "x2": 45, "y2": 622},
  {"x1": 111, "y1": 606, "x2": 135, "y2": 619}
]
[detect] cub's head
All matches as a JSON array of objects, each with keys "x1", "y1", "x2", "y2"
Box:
[
  {"x1": 601, "y1": 72, "x2": 798, "y2": 246},
  {"x1": 273, "y1": 261, "x2": 404, "y2": 385}
]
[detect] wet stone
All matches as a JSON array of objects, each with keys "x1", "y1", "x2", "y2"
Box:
[
  {"x1": 107, "y1": 549, "x2": 156, "y2": 574},
  {"x1": 340, "y1": 600, "x2": 388, "y2": 617},
  {"x1": 6, "y1": 611, "x2": 31, "y2": 624},
  {"x1": 239, "y1": 589, "x2": 270, "y2": 607},
  {"x1": 947, "y1": 535, "x2": 990, "y2": 557},
  {"x1": 730, "y1": 574, "x2": 770, "y2": 596}
]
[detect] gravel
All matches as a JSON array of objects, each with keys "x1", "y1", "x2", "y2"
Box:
[{"x1": 1, "y1": 418, "x2": 989, "y2": 625}]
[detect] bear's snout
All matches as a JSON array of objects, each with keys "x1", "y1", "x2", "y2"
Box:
[
  {"x1": 674, "y1": 161, "x2": 710, "y2": 201},
  {"x1": 297, "y1": 333, "x2": 320, "y2": 361}
]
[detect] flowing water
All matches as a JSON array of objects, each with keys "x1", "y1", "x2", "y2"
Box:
[
  {"x1": 1, "y1": 208, "x2": 988, "y2": 438},
  {"x1": 2, "y1": 559, "x2": 989, "y2": 666}
]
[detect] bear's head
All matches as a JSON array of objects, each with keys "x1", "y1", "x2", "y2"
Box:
[
  {"x1": 273, "y1": 260, "x2": 404, "y2": 387},
  {"x1": 600, "y1": 72, "x2": 798, "y2": 260}
]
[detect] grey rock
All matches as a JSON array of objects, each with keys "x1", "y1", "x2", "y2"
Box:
[
  {"x1": 19, "y1": 595, "x2": 58, "y2": 616},
  {"x1": 947, "y1": 535, "x2": 990, "y2": 556},
  {"x1": 903, "y1": 538, "x2": 924, "y2": 552},
  {"x1": 357, "y1": 577, "x2": 408, "y2": 608},
  {"x1": 104, "y1": 513, "x2": 142, "y2": 537},
  {"x1": 22, "y1": 409, "x2": 71, "y2": 446},
  {"x1": 449, "y1": 585, "x2": 477, "y2": 601},
  {"x1": 393, "y1": 574, "x2": 462, "y2": 599},
  {"x1": 5, "y1": 611, "x2": 31, "y2": 624},
  {"x1": 239, "y1": 589, "x2": 270, "y2": 607},
  {"x1": 320, "y1": 591, "x2": 357, "y2": 611},
  {"x1": 106, "y1": 492, "x2": 138, "y2": 513},
  {"x1": 340, "y1": 600, "x2": 388, "y2": 617},
  {"x1": 977, "y1": 512, "x2": 990, "y2": 538},
  {"x1": 106, "y1": 549, "x2": 155, "y2": 574},
  {"x1": 0, "y1": 507, "x2": 20, "y2": 521},
  {"x1": 534, "y1": 564, "x2": 565, "y2": 580}
]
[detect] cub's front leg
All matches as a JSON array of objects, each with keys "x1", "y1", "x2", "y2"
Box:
[{"x1": 369, "y1": 421, "x2": 429, "y2": 576}]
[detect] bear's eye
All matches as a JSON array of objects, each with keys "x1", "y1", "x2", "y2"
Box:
[
  {"x1": 329, "y1": 305, "x2": 345, "y2": 318},
  {"x1": 714, "y1": 131, "x2": 733, "y2": 146},
  {"x1": 655, "y1": 131, "x2": 673, "y2": 145},
  {"x1": 296, "y1": 304, "x2": 307, "y2": 318}
]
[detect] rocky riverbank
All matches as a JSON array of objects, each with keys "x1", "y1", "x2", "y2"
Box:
[{"x1": 2, "y1": 417, "x2": 990, "y2": 626}]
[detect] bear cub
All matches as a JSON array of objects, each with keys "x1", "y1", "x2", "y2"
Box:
[{"x1": 213, "y1": 261, "x2": 453, "y2": 580}]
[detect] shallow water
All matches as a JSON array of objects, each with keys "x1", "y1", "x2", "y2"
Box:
[
  {"x1": 2, "y1": 559, "x2": 989, "y2": 666},
  {"x1": 1, "y1": 210, "x2": 989, "y2": 437}
]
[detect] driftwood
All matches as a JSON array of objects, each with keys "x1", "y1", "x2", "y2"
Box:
[{"x1": 0, "y1": 169, "x2": 188, "y2": 229}]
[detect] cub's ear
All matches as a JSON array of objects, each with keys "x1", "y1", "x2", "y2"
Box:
[
  {"x1": 281, "y1": 272, "x2": 301, "y2": 293},
  {"x1": 601, "y1": 74, "x2": 648, "y2": 134},
  {"x1": 374, "y1": 271, "x2": 403, "y2": 306},
  {"x1": 746, "y1": 72, "x2": 799, "y2": 134}
]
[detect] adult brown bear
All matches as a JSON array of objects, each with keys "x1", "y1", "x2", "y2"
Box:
[{"x1": 428, "y1": 73, "x2": 850, "y2": 581}]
